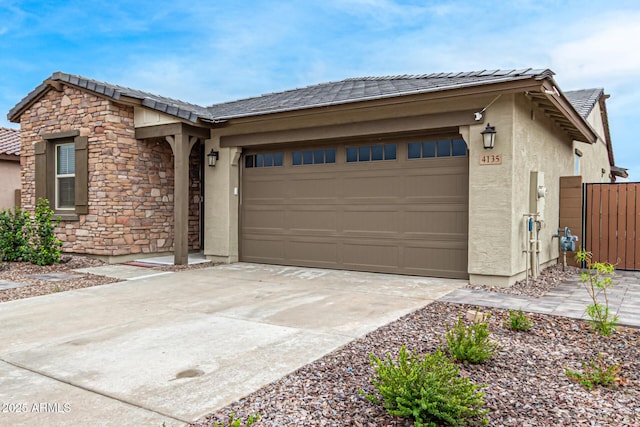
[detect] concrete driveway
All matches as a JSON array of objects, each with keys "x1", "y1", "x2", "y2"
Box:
[{"x1": 0, "y1": 263, "x2": 466, "y2": 427}]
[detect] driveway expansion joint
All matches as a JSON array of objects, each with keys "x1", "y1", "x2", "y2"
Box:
[{"x1": 0, "y1": 356, "x2": 190, "y2": 425}]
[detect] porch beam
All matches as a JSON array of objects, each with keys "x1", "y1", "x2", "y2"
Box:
[{"x1": 136, "y1": 122, "x2": 210, "y2": 140}]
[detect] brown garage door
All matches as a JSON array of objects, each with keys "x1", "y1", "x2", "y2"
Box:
[{"x1": 240, "y1": 136, "x2": 469, "y2": 279}]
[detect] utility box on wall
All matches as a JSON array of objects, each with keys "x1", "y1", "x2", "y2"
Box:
[{"x1": 530, "y1": 171, "x2": 546, "y2": 220}]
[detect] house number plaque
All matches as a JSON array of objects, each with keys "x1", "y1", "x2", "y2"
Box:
[{"x1": 480, "y1": 153, "x2": 502, "y2": 165}]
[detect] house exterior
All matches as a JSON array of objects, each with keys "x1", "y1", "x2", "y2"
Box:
[
  {"x1": 0, "y1": 127, "x2": 21, "y2": 209},
  {"x1": 7, "y1": 69, "x2": 624, "y2": 286}
]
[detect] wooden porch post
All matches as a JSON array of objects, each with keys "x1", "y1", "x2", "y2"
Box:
[{"x1": 166, "y1": 133, "x2": 199, "y2": 265}]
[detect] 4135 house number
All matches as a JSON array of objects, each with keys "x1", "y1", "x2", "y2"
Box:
[{"x1": 480, "y1": 153, "x2": 502, "y2": 165}]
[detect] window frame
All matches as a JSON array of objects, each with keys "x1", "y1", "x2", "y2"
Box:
[
  {"x1": 345, "y1": 143, "x2": 397, "y2": 163},
  {"x1": 291, "y1": 147, "x2": 337, "y2": 166},
  {"x1": 35, "y1": 130, "x2": 88, "y2": 220},
  {"x1": 407, "y1": 137, "x2": 467, "y2": 159},
  {"x1": 244, "y1": 151, "x2": 284, "y2": 168},
  {"x1": 55, "y1": 142, "x2": 76, "y2": 210},
  {"x1": 574, "y1": 148, "x2": 582, "y2": 176}
]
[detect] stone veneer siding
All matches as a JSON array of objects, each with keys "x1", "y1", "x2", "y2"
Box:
[
  {"x1": 189, "y1": 144, "x2": 202, "y2": 250},
  {"x1": 19, "y1": 85, "x2": 201, "y2": 257}
]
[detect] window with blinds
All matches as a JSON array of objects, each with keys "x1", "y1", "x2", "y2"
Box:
[{"x1": 56, "y1": 143, "x2": 75, "y2": 209}]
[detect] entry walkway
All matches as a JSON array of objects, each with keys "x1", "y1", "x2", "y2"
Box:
[{"x1": 439, "y1": 270, "x2": 640, "y2": 328}]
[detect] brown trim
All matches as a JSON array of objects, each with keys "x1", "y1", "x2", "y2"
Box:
[
  {"x1": 34, "y1": 131, "x2": 88, "y2": 218},
  {"x1": 42, "y1": 129, "x2": 79, "y2": 140},
  {"x1": 74, "y1": 136, "x2": 89, "y2": 214},
  {"x1": 221, "y1": 110, "x2": 478, "y2": 148},
  {"x1": 34, "y1": 140, "x2": 47, "y2": 201},
  {"x1": 45, "y1": 79, "x2": 64, "y2": 92},
  {"x1": 0, "y1": 154, "x2": 19, "y2": 162},
  {"x1": 533, "y1": 81, "x2": 598, "y2": 144},
  {"x1": 135, "y1": 123, "x2": 210, "y2": 140}
]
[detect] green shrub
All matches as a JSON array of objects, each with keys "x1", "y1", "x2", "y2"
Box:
[
  {"x1": 26, "y1": 198, "x2": 62, "y2": 266},
  {"x1": 0, "y1": 206, "x2": 30, "y2": 261},
  {"x1": 504, "y1": 309, "x2": 532, "y2": 332},
  {"x1": 365, "y1": 346, "x2": 488, "y2": 427},
  {"x1": 444, "y1": 315, "x2": 498, "y2": 364},
  {"x1": 565, "y1": 354, "x2": 623, "y2": 390},
  {"x1": 575, "y1": 250, "x2": 618, "y2": 335},
  {"x1": 211, "y1": 413, "x2": 260, "y2": 427}
]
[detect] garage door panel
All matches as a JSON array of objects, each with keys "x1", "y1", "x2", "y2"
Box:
[
  {"x1": 403, "y1": 245, "x2": 468, "y2": 278},
  {"x1": 343, "y1": 209, "x2": 398, "y2": 234},
  {"x1": 341, "y1": 175, "x2": 399, "y2": 199},
  {"x1": 405, "y1": 210, "x2": 467, "y2": 234},
  {"x1": 288, "y1": 177, "x2": 339, "y2": 199},
  {"x1": 243, "y1": 179, "x2": 288, "y2": 201},
  {"x1": 242, "y1": 209, "x2": 286, "y2": 231},
  {"x1": 242, "y1": 237, "x2": 286, "y2": 262},
  {"x1": 342, "y1": 242, "x2": 399, "y2": 269},
  {"x1": 287, "y1": 208, "x2": 338, "y2": 232},
  {"x1": 286, "y1": 240, "x2": 338, "y2": 264},
  {"x1": 405, "y1": 175, "x2": 468, "y2": 198},
  {"x1": 241, "y1": 138, "x2": 469, "y2": 278}
]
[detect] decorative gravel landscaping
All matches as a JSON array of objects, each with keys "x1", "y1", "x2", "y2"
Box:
[
  {"x1": 192, "y1": 301, "x2": 639, "y2": 427},
  {"x1": 193, "y1": 267, "x2": 639, "y2": 427},
  {"x1": 0, "y1": 256, "x2": 117, "y2": 302}
]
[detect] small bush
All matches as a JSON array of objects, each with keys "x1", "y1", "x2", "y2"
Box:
[
  {"x1": 575, "y1": 250, "x2": 618, "y2": 335},
  {"x1": 444, "y1": 315, "x2": 498, "y2": 364},
  {"x1": 212, "y1": 413, "x2": 260, "y2": 427},
  {"x1": 0, "y1": 207, "x2": 30, "y2": 261},
  {"x1": 365, "y1": 346, "x2": 488, "y2": 427},
  {"x1": 565, "y1": 354, "x2": 624, "y2": 390},
  {"x1": 26, "y1": 198, "x2": 62, "y2": 266},
  {"x1": 505, "y1": 309, "x2": 532, "y2": 332}
]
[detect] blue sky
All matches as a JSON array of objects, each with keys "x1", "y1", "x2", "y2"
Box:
[{"x1": 1, "y1": 0, "x2": 639, "y2": 178}]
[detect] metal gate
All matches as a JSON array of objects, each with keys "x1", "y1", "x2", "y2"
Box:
[{"x1": 584, "y1": 182, "x2": 640, "y2": 269}]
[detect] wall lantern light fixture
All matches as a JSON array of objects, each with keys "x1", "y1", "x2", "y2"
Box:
[
  {"x1": 208, "y1": 149, "x2": 219, "y2": 167},
  {"x1": 481, "y1": 123, "x2": 496, "y2": 149}
]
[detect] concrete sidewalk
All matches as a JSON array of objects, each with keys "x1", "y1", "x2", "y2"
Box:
[
  {"x1": 0, "y1": 263, "x2": 466, "y2": 427},
  {"x1": 439, "y1": 270, "x2": 640, "y2": 328}
]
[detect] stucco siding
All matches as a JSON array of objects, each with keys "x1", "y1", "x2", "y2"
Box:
[
  {"x1": 203, "y1": 136, "x2": 240, "y2": 263},
  {"x1": 0, "y1": 159, "x2": 20, "y2": 209},
  {"x1": 510, "y1": 93, "x2": 574, "y2": 279},
  {"x1": 467, "y1": 95, "x2": 516, "y2": 279},
  {"x1": 468, "y1": 93, "x2": 579, "y2": 286}
]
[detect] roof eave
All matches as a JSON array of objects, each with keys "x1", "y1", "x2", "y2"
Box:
[
  {"x1": 8, "y1": 72, "x2": 209, "y2": 125},
  {"x1": 598, "y1": 94, "x2": 616, "y2": 169},
  {"x1": 529, "y1": 80, "x2": 598, "y2": 144},
  {"x1": 611, "y1": 166, "x2": 629, "y2": 179},
  {"x1": 7, "y1": 81, "x2": 50, "y2": 123},
  {"x1": 0, "y1": 153, "x2": 19, "y2": 161}
]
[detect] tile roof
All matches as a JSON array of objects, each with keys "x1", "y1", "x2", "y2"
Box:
[
  {"x1": 9, "y1": 69, "x2": 554, "y2": 123},
  {"x1": 0, "y1": 127, "x2": 20, "y2": 156},
  {"x1": 7, "y1": 68, "x2": 598, "y2": 144},
  {"x1": 564, "y1": 88, "x2": 604, "y2": 119},
  {"x1": 8, "y1": 72, "x2": 212, "y2": 123},
  {"x1": 206, "y1": 68, "x2": 554, "y2": 119}
]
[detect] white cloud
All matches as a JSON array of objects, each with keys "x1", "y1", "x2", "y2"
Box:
[{"x1": 550, "y1": 11, "x2": 640, "y2": 89}]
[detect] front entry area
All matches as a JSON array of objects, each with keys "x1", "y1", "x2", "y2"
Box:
[{"x1": 240, "y1": 135, "x2": 470, "y2": 279}]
